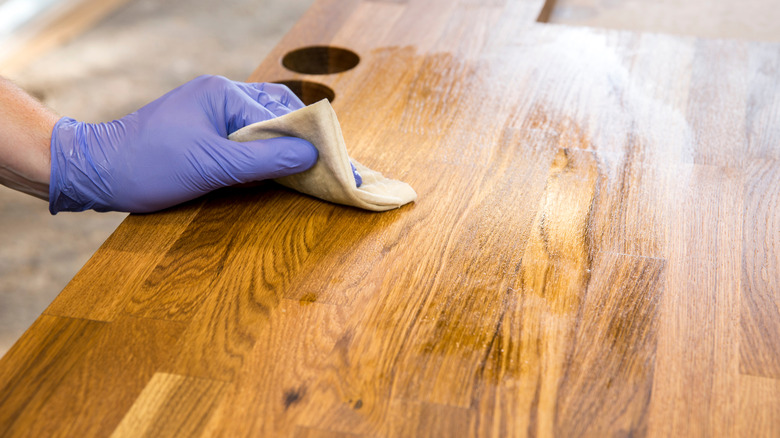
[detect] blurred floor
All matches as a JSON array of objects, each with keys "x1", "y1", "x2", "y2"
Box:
[{"x1": 0, "y1": 0, "x2": 314, "y2": 357}]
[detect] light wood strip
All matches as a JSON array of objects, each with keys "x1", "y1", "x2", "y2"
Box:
[
  {"x1": 385, "y1": 400, "x2": 476, "y2": 438},
  {"x1": 648, "y1": 164, "x2": 743, "y2": 437},
  {"x1": 375, "y1": 0, "x2": 459, "y2": 53},
  {"x1": 737, "y1": 375, "x2": 780, "y2": 437},
  {"x1": 483, "y1": 0, "x2": 549, "y2": 45},
  {"x1": 744, "y1": 46, "x2": 780, "y2": 160},
  {"x1": 294, "y1": 426, "x2": 363, "y2": 438},
  {"x1": 110, "y1": 372, "x2": 226, "y2": 438},
  {"x1": 430, "y1": 3, "x2": 506, "y2": 58},
  {"x1": 329, "y1": 2, "x2": 407, "y2": 54},
  {"x1": 686, "y1": 39, "x2": 750, "y2": 167},
  {"x1": 740, "y1": 159, "x2": 780, "y2": 378}
]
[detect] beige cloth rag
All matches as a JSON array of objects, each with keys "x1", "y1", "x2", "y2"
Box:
[{"x1": 229, "y1": 99, "x2": 417, "y2": 211}]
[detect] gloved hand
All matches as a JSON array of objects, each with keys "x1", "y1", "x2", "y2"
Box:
[{"x1": 49, "y1": 75, "x2": 319, "y2": 214}]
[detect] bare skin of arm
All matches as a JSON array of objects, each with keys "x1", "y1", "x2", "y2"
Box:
[{"x1": 0, "y1": 76, "x2": 59, "y2": 200}]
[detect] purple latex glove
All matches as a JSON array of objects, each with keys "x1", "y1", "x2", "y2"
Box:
[
  {"x1": 49, "y1": 75, "x2": 318, "y2": 213},
  {"x1": 351, "y1": 162, "x2": 362, "y2": 187}
]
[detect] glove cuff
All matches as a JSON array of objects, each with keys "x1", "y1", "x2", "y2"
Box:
[{"x1": 49, "y1": 117, "x2": 113, "y2": 214}]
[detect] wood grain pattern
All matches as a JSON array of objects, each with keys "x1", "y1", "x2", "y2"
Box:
[
  {"x1": 110, "y1": 372, "x2": 226, "y2": 438},
  {"x1": 649, "y1": 164, "x2": 743, "y2": 437},
  {"x1": 737, "y1": 375, "x2": 780, "y2": 437},
  {"x1": 0, "y1": 316, "x2": 104, "y2": 436},
  {"x1": 553, "y1": 251, "x2": 663, "y2": 436},
  {"x1": 2, "y1": 0, "x2": 780, "y2": 436},
  {"x1": 44, "y1": 199, "x2": 204, "y2": 321},
  {"x1": 200, "y1": 299, "x2": 350, "y2": 437},
  {"x1": 741, "y1": 160, "x2": 780, "y2": 378},
  {"x1": 12, "y1": 316, "x2": 185, "y2": 437}
]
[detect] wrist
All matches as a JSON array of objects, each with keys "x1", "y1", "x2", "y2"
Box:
[{"x1": 0, "y1": 76, "x2": 58, "y2": 200}]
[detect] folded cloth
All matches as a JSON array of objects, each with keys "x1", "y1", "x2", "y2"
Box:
[{"x1": 228, "y1": 99, "x2": 417, "y2": 211}]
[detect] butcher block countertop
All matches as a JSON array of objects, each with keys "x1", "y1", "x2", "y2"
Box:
[{"x1": 2, "y1": 0, "x2": 779, "y2": 436}]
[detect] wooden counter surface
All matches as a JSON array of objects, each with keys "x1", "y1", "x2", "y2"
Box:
[{"x1": 2, "y1": 0, "x2": 780, "y2": 436}]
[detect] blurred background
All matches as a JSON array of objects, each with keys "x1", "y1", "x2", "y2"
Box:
[{"x1": 0, "y1": 0, "x2": 314, "y2": 357}]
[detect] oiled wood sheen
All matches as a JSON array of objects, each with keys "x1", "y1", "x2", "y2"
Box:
[{"x1": 2, "y1": 0, "x2": 780, "y2": 436}]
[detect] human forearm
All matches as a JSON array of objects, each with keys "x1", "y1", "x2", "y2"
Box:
[
  {"x1": 1, "y1": 75, "x2": 320, "y2": 213},
  {"x1": 0, "y1": 76, "x2": 59, "y2": 200}
]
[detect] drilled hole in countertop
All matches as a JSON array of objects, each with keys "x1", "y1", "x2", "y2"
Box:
[
  {"x1": 282, "y1": 46, "x2": 360, "y2": 75},
  {"x1": 275, "y1": 80, "x2": 335, "y2": 105}
]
